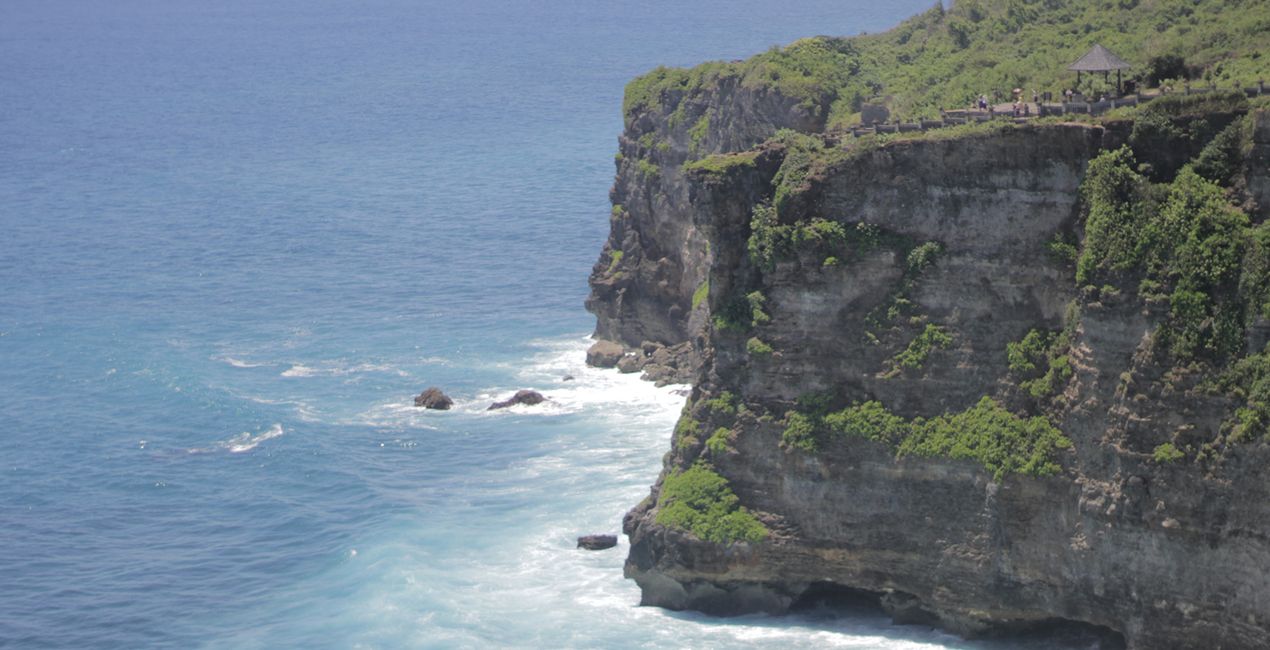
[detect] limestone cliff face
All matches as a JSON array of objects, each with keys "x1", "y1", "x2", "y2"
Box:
[
  {"x1": 585, "y1": 78, "x2": 823, "y2": 383},
  {"x1": 599, "y1": 110, "x2": 1270, "y2": 650}
]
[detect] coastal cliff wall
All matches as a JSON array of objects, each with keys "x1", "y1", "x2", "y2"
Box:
[
  {"x1": 596, "y1": 104, "x2": 1270, "y2": 650},
  {"x1": 585, "y1": 71, "x2": 826, "y2": 383}
]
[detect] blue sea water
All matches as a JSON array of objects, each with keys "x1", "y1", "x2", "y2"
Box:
[{"x1": 0, "y1": 2, "x2": 1101, "y2": 648}]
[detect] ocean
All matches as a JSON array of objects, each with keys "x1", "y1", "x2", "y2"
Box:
[{"x1": 1, "y1": 1, "x2": 1093, "y2": 647}]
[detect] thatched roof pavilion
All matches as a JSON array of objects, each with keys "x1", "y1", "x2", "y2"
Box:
[{"x1": 1068, "y1": 44, "x2": 1132, "y2": 94}]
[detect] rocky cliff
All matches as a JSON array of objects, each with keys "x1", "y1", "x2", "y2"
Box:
[
  {"x1": 585, "y1": 64, "x2": 832, "y2": 383},
  {"x1": 587, "y1": 64, "x2": 1270, "y2": 649}
]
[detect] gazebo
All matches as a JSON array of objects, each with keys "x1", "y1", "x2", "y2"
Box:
[{"x1": 1068, "y1": 44, "x2": 1132, "y2": 95}]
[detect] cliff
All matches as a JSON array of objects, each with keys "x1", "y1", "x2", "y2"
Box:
[{"x1": 586, "y1": 52, "x2": 1270, "y2": 650}]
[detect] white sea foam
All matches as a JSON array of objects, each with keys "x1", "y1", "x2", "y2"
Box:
[
  {"x1": 217, "y1": 356, "x2": 270, "y2": 369},
  {"x1": 220, "y1": 424, "x2": 285, "y2": 453},
  {"x1": 347, "y1": 335, "x2": 689, "y2": 428},
  {"x1": 281, "y1": 361, "x2": 405, "y2": 378},
  {"x1": 492, "y1": 335, "x2": 687, "y2": 416},
  {"x1": 348, "y1": 401, "x2": 441, "y2": 430},
  {"x1": 281, "y1": 364, "x2": 318, "y2": 378}
]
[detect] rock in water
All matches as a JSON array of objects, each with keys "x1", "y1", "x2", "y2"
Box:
[
  {"x1": 487, "y1": 389, "x2": 546, "y2": 410},
  {"x1": 413, "y1": 387, "x2": 453, "y2": 410},
  {"x1": 616, "y1": 354, "x2": 642, "y2": 374},
  {"x1": 577, "y1": 534, "x2": 617, "y2": 550},
  {"x1": 585, "y1": 340, "x2": 624, "y2": 368}
]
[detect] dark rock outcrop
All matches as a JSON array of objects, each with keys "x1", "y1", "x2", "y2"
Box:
[
  {"x1": 577, "y1": 534, "x2": 618, "y2": 551},
  {"x1": 616, "y1": 354, "x2": 642, "y2": 374},
  {"x1": 586, "y1": 340, "x2": 625, "y2": 368},
  {"x1": 487, "y1": 390, "x2": 546, "y2": 410},
  {"x1": 413, "y1": 387, "x2": 453, "y2": 410}
]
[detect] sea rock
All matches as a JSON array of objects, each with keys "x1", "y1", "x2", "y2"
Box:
[
  {"x1": 487, "y1": 389, "x2": 546, "y2": 410},
  {"x1": 586, "y1": 340, "x2": 624, "y2": 368},
  {"x1": 577, "y1": 534, "x2": 618, "y2": 550},
  {"x1": 413, "y1": 387, "x2": 453, "y2": 410},
  {"x1": 616, "y1": 354, "x2": 642, "y2": 374},
  {"x1": 562, "y1": 375, "x2": 575, "y2": 382}
]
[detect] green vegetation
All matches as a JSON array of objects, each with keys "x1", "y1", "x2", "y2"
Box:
[
  {"x1": 689, "y1": 114, "x2": 711, "y2": 154},
  {"x1": 692, "y1": 279, "x2": 710, "y2": 310},
  {"x1": 747, "y1": 198, "x2": 914, "y2": 275},
  {"x1": 889, "y1": 324, "x2": 952, "y2": 372},
  {"x1": 785, "y1": 396, "x2": 1071, "y2": 480},
  {"x1": 906, "y1": 242, "x2": 943, "y2": 274},
  {"x1": 1007, "y1": 327, "x2": 1076, "y2": 399},
  {"x1": 746, "y1": 291, "x2": 770, "y2": 325},
  {"x1": 702, "y1": 391, "x2": 738, "y2": 416},
  {"x1": 897, "y1": 397, "x2": 1072, "y2": 479},
  {"x1": 746, "y1": 336, "x2": 774, "y2": 357},
  {"x1": 674, "y1": 414, "x2": 701, "y2": 450},
  {"x1": 1076, "y1": 146, "x2": 1263, "y2": 364},
  {"x1": 711, "y1": 289, "x2": 771, "y2": 332},
  {"x1": 623, "y1": 0, "x2": 1270, "y2": 127},
  {"x1": 636, "y1": 158, "x2": 660, "y2": 179},
  {"x1": 706, "y1": 427, "x2": 732, "y2": 454},
  {"x1": 1206, "y1": 345, "x2": 1270, "y2": 442},
  {"x1": 1192, "y1": 117, "x2": 1254, "y2": 187},
  {"x1": 865, "y1": 239, "x2": 944, "y2": 338},
  {"x1": 655, "y1": 462, "x2": 768, "y2": 544},
  {"x1": 1152, "y1": 442, "x2": 1186, "y2": 463},
  {"x1": 682, "y1": 149, "x2": 760, "y2": 180},
  {"x1": 1128, "y1": 92, "x2": 1250, "y2": 181},
  {"x1": 1047, "y1": 233, "x2": 1080, "y2": 264},
  {"x1": 611, "y1": 204, "x2": 625, "y2": 219},
  {"x1": 1138, "y1": 89, "x2": 1250, "y2": 120},
  {"x1": 771, "y1": 130, "x2": 849, "y2": 216},
  {"x1": 781, "y1": 411, "x2": 820, "y2": 452},
  {"x1": 607, "y1": 250, "x2": 624, "y2": 273},
  {"x1": 824, "y1": 400, "x2": 910, "y2": 445},
  {"x1": 1075, "y1": 147, "x2": 1153, "y2": 285}
]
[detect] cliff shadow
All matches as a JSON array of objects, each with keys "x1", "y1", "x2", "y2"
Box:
[{"x1": 786, "y1": 581, "x2": 1126, "y2": 650}]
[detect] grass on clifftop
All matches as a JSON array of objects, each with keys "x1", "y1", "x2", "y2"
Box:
[
  {"x1": 655, "y1": 462, "x2": 768, "y2": 544},
  {"x1": 624, "y1": 0, "x2": 1270, "y2": 127}
]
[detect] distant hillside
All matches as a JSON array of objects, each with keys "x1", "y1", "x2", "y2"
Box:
[{"x1": 625, "y1": 0, "x2": 1270, "y2": 127}]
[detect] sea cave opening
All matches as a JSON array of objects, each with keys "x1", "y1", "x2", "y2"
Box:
[
  {"x1": 789, "y1": 581, "x2": 888, "y2": 619},
  {"x1": 789, "y1": 582, "x2": 1126, "y2": 650}
]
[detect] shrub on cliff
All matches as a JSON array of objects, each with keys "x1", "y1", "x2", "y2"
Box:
[
  {"x1": 1076, "y1": 147, "x2": 1152, "y2": 286},
  {"x1": 655, "y1": 463, "x2": 768, "y2": 544},
  {"x1": 888, "y1": 323, "x2": 952, "y2": 373},
  {"x1": 787, "y1": 396, "x2": 1072, "y2": 480},
  {"x1": 1152, "y1": 442, "x2": 1186, "y2": 463},
  {"x1": 682, "y1": 150, "x2": 760, "y2": 181},
  {"x1": 897, "y1": 397, "x2": 1071, "y2": 480},
  {"x1": 1006, "y1": 327, "x2": 1075, "y2": 399},
  {"x1": 1207, "y1": 345, "x2": 1270, "y2": 442},
  {"x1": 1077, "y1": 148, "x2": 1254, "y2": 364}
]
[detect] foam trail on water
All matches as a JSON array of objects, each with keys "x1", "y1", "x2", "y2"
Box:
[
  {"x1": 215, "y1": 355, "x2": 272, "y2": 369},
  {"x1": 220, "y1": 424, "x2": 285, "y2": 453},
  {"x1": 281, "y1": 362, "x2": 406, "y2": 378}
]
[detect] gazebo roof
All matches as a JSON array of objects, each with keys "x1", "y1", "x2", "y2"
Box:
[{"x1": 1067, "y1": 44, "x2": 1132, "y2": 72}]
